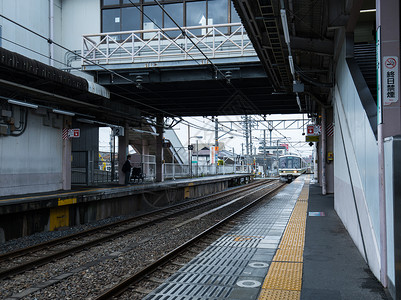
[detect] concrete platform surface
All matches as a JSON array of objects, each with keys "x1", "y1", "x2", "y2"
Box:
[
  {"x1": 301, "y1": 184, "x2": 388, "y2": 300},
  {"x1": 144, "y1": 177, "x2": 388, "y2": 299}
]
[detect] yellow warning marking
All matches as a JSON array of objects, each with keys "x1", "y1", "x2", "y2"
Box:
[
  {"x1": 58, "y1": 197, "x2": 77, "y2": 206},
  {"x1": 261, "y1": 262, "x2": 303, "y2": 290},
  {"x1": 49, "y1": 206, "x2": 69, "y2": 231},
  {"x1": 259, "y1": 289, "x2": 300, "y2": 300},
  {"x1": 184, "y1": 187, "x2": 190, "y2": 199},
  {"x1": 259, "y1": 179, "x2": 310, "y2": 300},
  {"x1": 274, "y1": 248, "x2": 303, "y2": 263}
]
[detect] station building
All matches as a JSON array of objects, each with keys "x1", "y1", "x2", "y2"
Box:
[{"x1": 0, "y1": 0, "x2": 401, "y2": 298}]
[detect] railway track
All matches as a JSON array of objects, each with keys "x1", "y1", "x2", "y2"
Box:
[
  {"x1": 0, "y1": 179, "x2": 275, "y2": 280},
  {"x1": 94, "y1": 181, "x2": 286, "y2": 300}
]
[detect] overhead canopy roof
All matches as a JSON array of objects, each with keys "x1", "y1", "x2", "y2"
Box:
[
  {"x1": 231, "y1": 0, "x2": 373, "y2": 116},
  {"x1": 96, "y1": 63, "x2": 300, "y2": 117}
]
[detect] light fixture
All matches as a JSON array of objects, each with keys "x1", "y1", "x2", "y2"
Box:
[
  {"x1": 360, "y1": 9, "x2": 376, "y2": 13},
  {"x1": 76, "y1": 118, "x2": 95, "y2": 124},
  {"x1": 131, "y1": 128, "x2": 159, "y2": 136},
  {"x1": 280, "y1": 9, "x2": 290, "y2": 45},
  {"x1": 7, "y1": 99, "x2": 38, "y2": 109},
  {"x1": 52, "y1": 109, "x2": 75, "y2": 116},
  {"x1": 288, "y1": 56, "x2": 295, "y2": 75}
]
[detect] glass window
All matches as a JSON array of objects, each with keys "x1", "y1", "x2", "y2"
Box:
[
  {"x1": 143, "y1": 5, "x2": 163, "y2": 30},
  {"x1": 121, "y1": 6, "x2": 141, "y2": 31},
  {"x1": 123, "y1": 0, "x2": 139, "y2": 3},
  {"x1": 103, "y1": 0, "x2": 119, "y2": 6},
  {"x1": 231, "y1": 1, "x2": 240, "y2": 23},
  {"x1": 102, "y1": 8, "x2": 121, "y2": 33},
  {"x1": 279, "y1": 157, "x2": 287, "y2": 168},
  {"x1": 208, "y1": 0, "x2": 228, "y2": 33},
  {"x1": 287, "y1": 158, "x2": 293, "y2": 169},
  {"x1": 208, "y1": 0, "x2": 228, "y2": 25},
  {"x1": 164, "y1": 3, "x2": 183, "y2": 38},
  {"x1": 143, "y1": 5, "x2": 163, "y2": 38},
  {"x1": 186, "y1": 1, "x2": 206, "y2": 35}
]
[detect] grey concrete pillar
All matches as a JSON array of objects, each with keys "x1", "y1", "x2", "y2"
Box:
[
  {"x1": 377, "y1": 0, "x2": 399, "y2": 292},
  {"x1": 155, "y1": 115, "x2": 164, "y2": 182},
  {"x1": 118, "y1": 125, "x2": 129, "y2": 185},
  {"x1": 62, "y1": 117, "x2": 72, "y2": 190},
  {"x1": 378, "y1": 0, "x2": 401, "y2": 138}
]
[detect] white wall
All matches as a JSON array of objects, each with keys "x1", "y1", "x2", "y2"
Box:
[
  {"x1": 384, "y1": 138, "x2": 395, "y2": 288},
  {"x1": 333, "y1": 42, "x2": 381, "y2": 279},
  {"x1": 0, "y1": 0, "x2": 64, "y2": 66},
  {"x1": 61, "y1": 0, "x2": 100, "y2": 51},
  {"x1": 0, "y1": 108, "x2": 63, "y2": 196}
]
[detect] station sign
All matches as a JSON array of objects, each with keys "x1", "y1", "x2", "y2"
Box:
[
  {"x1": 383, "y1": 56, "x2": 399, "y2": 105},
  {"x1": 69, "y1": 129, "x2": 80, "y2": 138},
  {"x1": 307, "y1": 125, "x2": 321, "y2": 136},
  {"x1": 62, "y1": 128, "x2": 80, "y2": 139},
  {"x1": 112, "y1": 126, "x2": 124, "y2": 136}
]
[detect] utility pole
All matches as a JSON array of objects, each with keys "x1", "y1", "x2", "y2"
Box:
[
  {"x1": 244, "y1": 115, "x2": 249, "y2": 156},
  {"x1": 268, "y1": 120, "x2": 273, "y2": 146},
  {"x1": 263, "y1": 129, "x2": 266, "y2": 177},
  {"x1": 249, "y1": 116, "x2": 253, "y2": 156},
  {"x1": 188, "y1": 124, "x2": 191, "y2": 177},
  {"x1": 214, "y1": 117, "x2": 219, "y2": 149}
]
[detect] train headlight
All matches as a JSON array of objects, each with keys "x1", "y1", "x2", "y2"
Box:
[{"x1": 294, "y1": 171, "x2": 298, "y2": 173}]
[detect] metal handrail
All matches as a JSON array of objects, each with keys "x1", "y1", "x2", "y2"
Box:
[{"x1": 82, "y1": 23, "x2": 256, "y2": 66}]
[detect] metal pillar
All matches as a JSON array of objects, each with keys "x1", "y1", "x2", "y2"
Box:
[
  {"x1": 155, "y1": 115, "x2": 164, "y2": 182},
  {"x1": 62, "y1": 117, "x2": 72, "y2": 190},
  {"x1": 118, "y1": 124, "x2": 129, "y2": 185},
  {"x1": 263, "y1": 129, "x2": 267, "y2": 177},
  {"x1": 215, "y1": 117, "x2": 219, "y2": 149},
  {"x1": 321, "y1": 107, "x2": 327, "y2": 195}
]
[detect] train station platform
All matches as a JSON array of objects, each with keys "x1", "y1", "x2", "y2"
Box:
[
  {"x1": 0, "y1": 174, "x2": 253, "y2": 243},
  {"x1": 145, "y1": 176, "x2": 388, "y2": 300}
]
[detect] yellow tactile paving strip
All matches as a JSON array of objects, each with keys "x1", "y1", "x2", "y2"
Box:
[{"x1": 259, "y1": 178, "x2": 309, "y2": 300}]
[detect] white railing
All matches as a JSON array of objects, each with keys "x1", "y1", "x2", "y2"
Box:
[
  {"x1": 163, "y1": 163, "x2": 249, "y2": 180},
  {"x1": 82, "y1": 23, "x2": 256, "y2": 66}
]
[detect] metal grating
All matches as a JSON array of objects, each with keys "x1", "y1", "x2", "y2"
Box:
[
  {"x1": 146, "y1": 178, "x2": 308, "y2": 300},
  {"x1": 259, "y1": 178, "x2": 310, "y2": 300},
  {"x1": 146, "y1": 282, "x2": 233, "y2": 299}
]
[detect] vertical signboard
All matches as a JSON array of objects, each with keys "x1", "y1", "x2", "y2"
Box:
[
  {"x1": 210, "y1": 146, "x2": 218, "y2": 164},
  {"x1": 383, "y1": 56, "x2": 399, "y2": 105}
]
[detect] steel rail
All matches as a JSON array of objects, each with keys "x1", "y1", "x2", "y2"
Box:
[
  {"x1": 94, "y1": 182, "x2": 285, "y2": 299},
  {"x1": 0, "y1": 179, "x2": 274, "y2": 279},
  {"x1": 0, "y1": 179, "x2": 262, "y2": 262}
]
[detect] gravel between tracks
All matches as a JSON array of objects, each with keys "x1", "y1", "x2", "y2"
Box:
[{"x1": 1, "y1": 183, "x2": 277, "y2": 299}]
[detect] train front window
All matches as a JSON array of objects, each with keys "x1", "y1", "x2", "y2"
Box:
[
  {"x1": 279, "y1": 157, "x2": 287, "y2": 168},
  {"x1": 294, "y1": 158, "x2": 301, "y2": 169}
]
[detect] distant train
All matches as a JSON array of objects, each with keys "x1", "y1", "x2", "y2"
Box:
[{"x1": 278, "y1": 155, "x2": 307, "y2": 183}]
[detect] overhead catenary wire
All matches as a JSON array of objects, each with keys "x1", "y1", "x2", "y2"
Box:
[
  {"x1": 0, "y1": 8, "x2": 295, "y2": 145},
  {"x1": 0, "y1": 13, "x2": 223, "y2": 133}
]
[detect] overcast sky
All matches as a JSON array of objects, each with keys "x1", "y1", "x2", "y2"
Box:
[{"x1": 100, "y1": 114, "x2": 314, "y2": 158}]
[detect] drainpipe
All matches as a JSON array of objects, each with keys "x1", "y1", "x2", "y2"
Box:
[
  {"x1": 376, "y1": 23, "x2": 387, "y2": 287},
  {"x1": 49, "y1": 0, "x2": 54, "y2": 67},
  {"x1": 321, "y1": 107, "x2": 326, "y2": 195}
]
